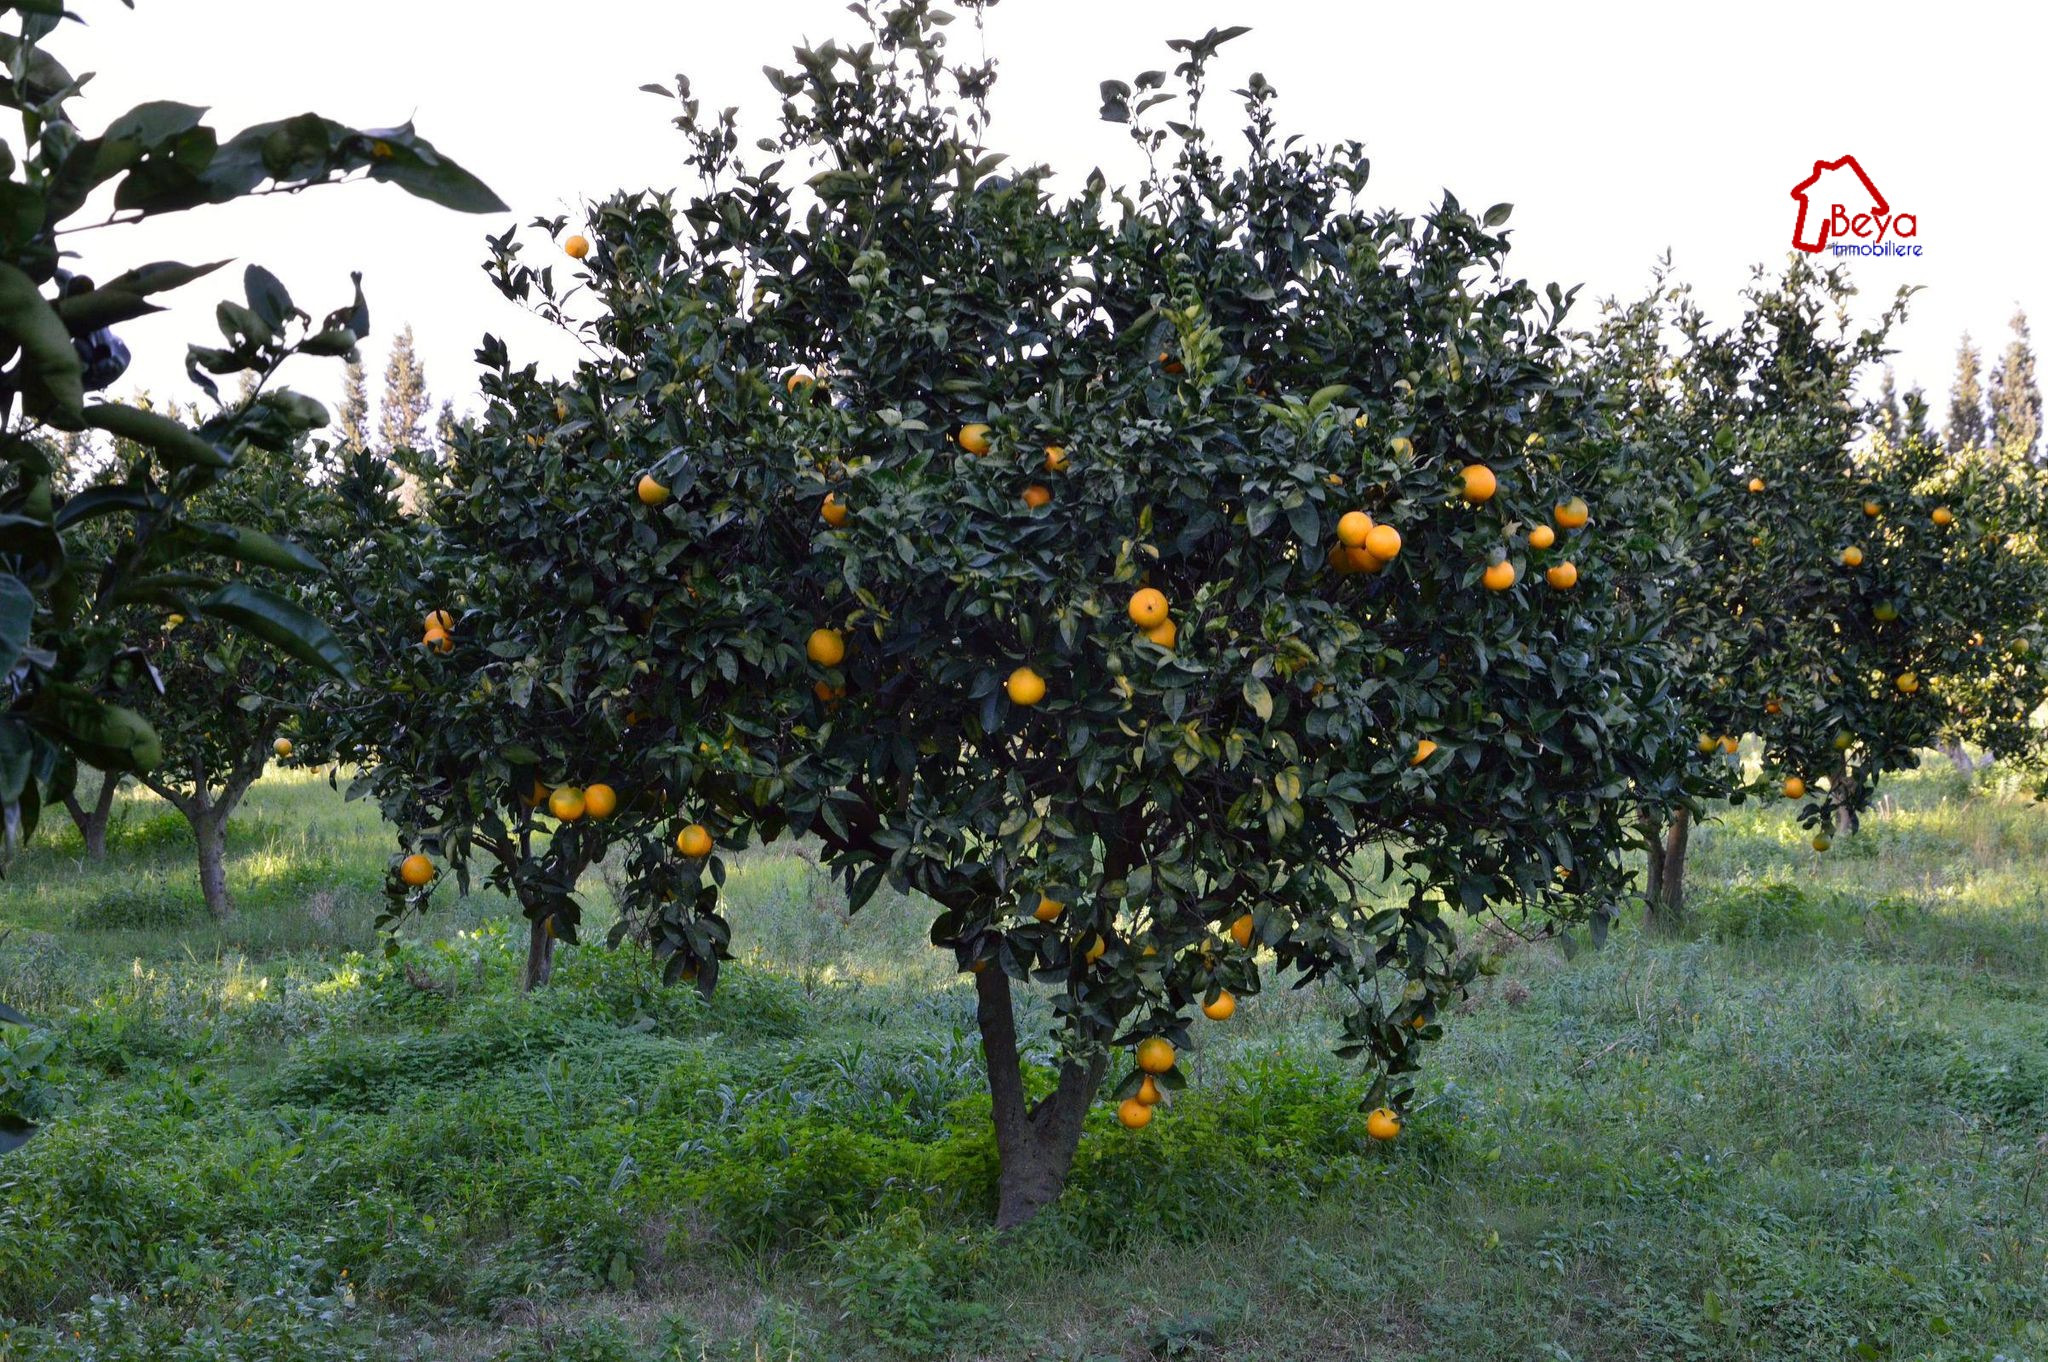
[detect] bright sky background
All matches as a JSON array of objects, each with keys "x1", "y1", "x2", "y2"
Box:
[{"x1": 63, "y1": 0, "x2": 2047, "y2": 429}]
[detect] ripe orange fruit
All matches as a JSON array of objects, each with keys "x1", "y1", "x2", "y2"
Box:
[
  {"x1": 1864, "y1": 500, "x2": 1881, "y2": 517},
  {"x1": 1337, "y1": 510, "x2": 1373, "y2": 547},
  {"x1": 637, "y1": 474, "x2": 670, "y2": 506},
  {"x1": 957, "y1": 423, "x2": 992, "y2": 455},
  {"x1": 1895, "y1": 671, "x2": 1920, "y2": 694},
  {"x1": 806, "y1": 628, "x2": 846, "y2": 667},
  {"x1": 1128, "y1": 587, "x2": 1169, "y2": 629},
  {"x1": 1546, "y1": 560, "x2": 1579, "y2": 590},
  {"x1": 1365, "y1": 1107, "x2": 1401, "y2": 1141},
  {"x1": 1044, "y1": 445, "x2": 1068, "y2": 473},
  {"x1": 1082, "y1": 934, "x2": 1107, "y2": 964},
  {"x1": 1364, "y1": 523, "x2": 1402, "y2": 561},
  {"x1": 1719, "y1": 735, "x2": 1740, "y2": 754},
  {"x1": 399, "y1": 853, "x2": 435, "y2": 887},
  {"x1": 1136, "y1": 1075, "x2": 1163, "y2": 1106},
  {"x1": 1021, "y1": 484, "x2": 1051, "y2": 510},
  {"x1": 1482, "y1": 560, "x2": 1517, "y2": 591},
  {"x1": 273, "y1": 737, "x2": 293, "y2": 759},
  {"x1": 564, "y1": 234, "x2": 590, "y2": 259},
  {"x1": 1006, "y1": 666, "x2": 1047, "y2": 706},
  {"x1": 1144, "y1": 618, "x2": 1177, "y2": 650},
  {"x1": 1411, "y1": 738, "x2": 1438, "y2": 766},
  {"x1": 1159, "y1": 351, "x2": 1183, "y2": 375},
  {"x1": 522, "y1": 779, "x2": 551, "y2": 809},
  {"x1": 675, "y1": 823, "x2": 713, "y2": 858},
  {"x1": 1764, "y1": 697, "x2": 1782, "y2": 716},
  {"x1": 423, "y1": 609, "x2": 455, "y2": 633},
  {"x1": 821, "y1": 492, "x2": 850, "y2": 527},
  {"x1": 786, "y1": 369, "x2": 815, "y2": 393},
  {"x1": 1118, "y1": 1097, "x2": 1154, "y2": 1129},
  {"x1": 814, "y1": 679, "x2": 844, "y2": 704},
  {"x1": 584, "y1": 783, "x2": 618, "y2": 819},
  {"x1": 1034, "y1": 894, "x2": 1064, "y2": 923},
  {"x1": 1811, "y1": 833, "x2": 1832, "y2": 853},
  {"x1": 1931, "y1": 506, "x2": 1954, "y2": 526},
  {"x1": 1782, "y1": 776, "x2": 1806, "y2": 799},
  {"x1": 1553, "y1": 496, "x2": 1590, "y2": 529},
  {"x1": 1528, "y1": 524, "x2": 1556, "y2": 550},
  {"x1": 1203, "y1": 989, "x2": 1237, "y2": 1021},
  {"x1": 1697, "y1": 734, "x2": 1717, "y2": 754},
  {"x1": 1346, "y1": 545, "x2": 1385, "y2": 574},
  {"x1": 1748, "y1": 476, "x2": 1765, "y2": 493},
  {"x1": 422, "y1": 626, "x2": 453, "y2": 654},
  {"x1": 1839, "y1": 545, "x2": 1863, "y2": 567},
  {"x1": 1460, "y1": 463, "x2": 1498, "y2": 502},
  {"x1": 548, "y1": 786, "x2": 587, "y2": 822},
  {"x1": 1135, "y1": 1036, "x2": 1175, "y2": 1074},
  {"x1": 1229, "y1": 914, "x2": 1254, "y2": 948}
]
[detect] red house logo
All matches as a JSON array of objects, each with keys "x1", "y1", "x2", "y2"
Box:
[{"x1": 1789, "y1": 156, "x2": 1919, "y2": 256}]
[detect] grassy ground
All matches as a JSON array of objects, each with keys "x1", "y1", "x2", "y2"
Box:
[{"x1": 0, "y1": 763, "x2": 2044, "y2": 1361}]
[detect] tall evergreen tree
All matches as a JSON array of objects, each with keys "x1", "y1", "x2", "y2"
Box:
[
  {"x1": 337, "y1": 358, "x2": 370, "y2": 453},
  {"x1": 377, "y1": 325, "x2": 431, "y2": 453},
  {"x1": 1947, "y1": 333, "x2": 1987, "y2": 450},
  {"x1": 1988, "y1": 309, "x2": 2042, "y2": 461},
  {"x1": 1878, "y1": 367, "x2": 1902, "y2": 444},
  {"x1": 434, "y1": 399, "x2": 461, "y2": 455}
]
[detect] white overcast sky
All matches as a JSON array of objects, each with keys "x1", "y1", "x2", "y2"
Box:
[{"x1": 63, "y1": 0, "x2": 2046, "y2": 429}]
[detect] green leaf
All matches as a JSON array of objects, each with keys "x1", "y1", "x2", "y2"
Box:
[
  {"x1": 0, "y1": 262, "x2": 85, "y2": 430},
  {"x1": 197, "y1": 583, "x2": 356, "y2": 682},
  {"x1": 242, "y1": 264, "x2": 294, "y2": 330},
  {"x1": 97, "y1": 259, "x2": 230, "y2": 299},
  {"x1": 52, "y1": 287, "x2": 161, "y2": 335},
  {"x1": 1482, "y1": 202, "x2": 1513, "y2": 228},
  {"x1": 82, "y1": 402, "x2": 232, "y2": 469},
  {"x1": 0, "y1": 575, "x2": 31, "y2": 676},
  {"x1": 358, "y1": 126, "x2": 509, "y2": 214},
  {"x1": 29, "y1": 683, "x2": 162, "y2": 774},
  {"x1": 1242, "y1": 677, "x2": 1274, "y2": 722},
  {"x1": 53, "y1": 484, "x2": 156, "y2": 531},
  {"x1": 0, "y1": 1000, "x2": 30, "y2": 1026},
  {"x1": 0, "y1": 715, "x2": 29, "y2": 802},
  {"x1": 189, "y1": 521, "x2": 326, "y2": 573}
]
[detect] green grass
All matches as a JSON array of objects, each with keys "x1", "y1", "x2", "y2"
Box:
[{"x1": 2, "y1": 764, "x2": 2045, "y2": 1361}]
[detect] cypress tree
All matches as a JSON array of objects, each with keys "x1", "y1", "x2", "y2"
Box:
[
  {"x1": 1988, "y1": 309, "x2": 2042, "y2": 461},
  {"x1": 337, "y1": 358, "x2": 370, "y2": 453},
  {"x1": 377, "y1": 325, "x2": 432, "y2": 454},
  {"x1": 1947, "y1": 333, "x2": 1987, "y2": 451}
]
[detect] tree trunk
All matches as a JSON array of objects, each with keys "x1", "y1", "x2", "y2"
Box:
[
  {"x1": 62, "y1": 772, "x2": 119, "y2": 859},
  {"x1": 1646, "y1": 807, "x2": 1690, "y2": 932},
  {"x1": 973, "y1": 961, "x2": 1107, "y2": 1228},
  {"x1": 1833, "y1": 763, "x2": 1862, "y2": 836},
  {"x1": 523, "y1": 912, "x2": 556, "y2": 990},
  {"x1": 1641, "y1": 815, "x2": 1665, "y2": 915},
  {"x1": 194, "y1": 812, "x2": 234, "y2": 920},
  {"x1": 1940, "y1": 741, "x2": 1975, "y2": 776}
]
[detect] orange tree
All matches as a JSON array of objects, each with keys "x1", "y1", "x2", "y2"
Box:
[
  {"x1": 110, "y1": 427, "x2": 344, "y2": 919},
  {"x1": 1599, "y1": 258, "x2": 2047, "y2": 923},
  {"x1": 329, "y1": 4, "x2": 1685, "y2": 1224},
  {"x1": 0, "y1": 1, "x2": 500, "y2": 1153}
]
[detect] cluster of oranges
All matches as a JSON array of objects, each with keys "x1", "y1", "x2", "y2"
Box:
[
  {"x1": 1128, "y1": 585, "x2": 1177, "y2": 650},
  {"x1": 421, "y1": 608, "x2": 455, "y2": 655}
]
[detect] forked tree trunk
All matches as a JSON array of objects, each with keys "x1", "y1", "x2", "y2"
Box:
[
  {"x1": 142, "y1": 740, "x2": 270, "y2": 923},
  {"x1": 1646, "y1": 807, "x2": 1691, "y2": 932},
  {"x1": 973, "y1": 960, "x2": 1108, "y2": 1228},
  {"x1": 61, "y1": 772, "x2": 120, "y2": 860}
]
